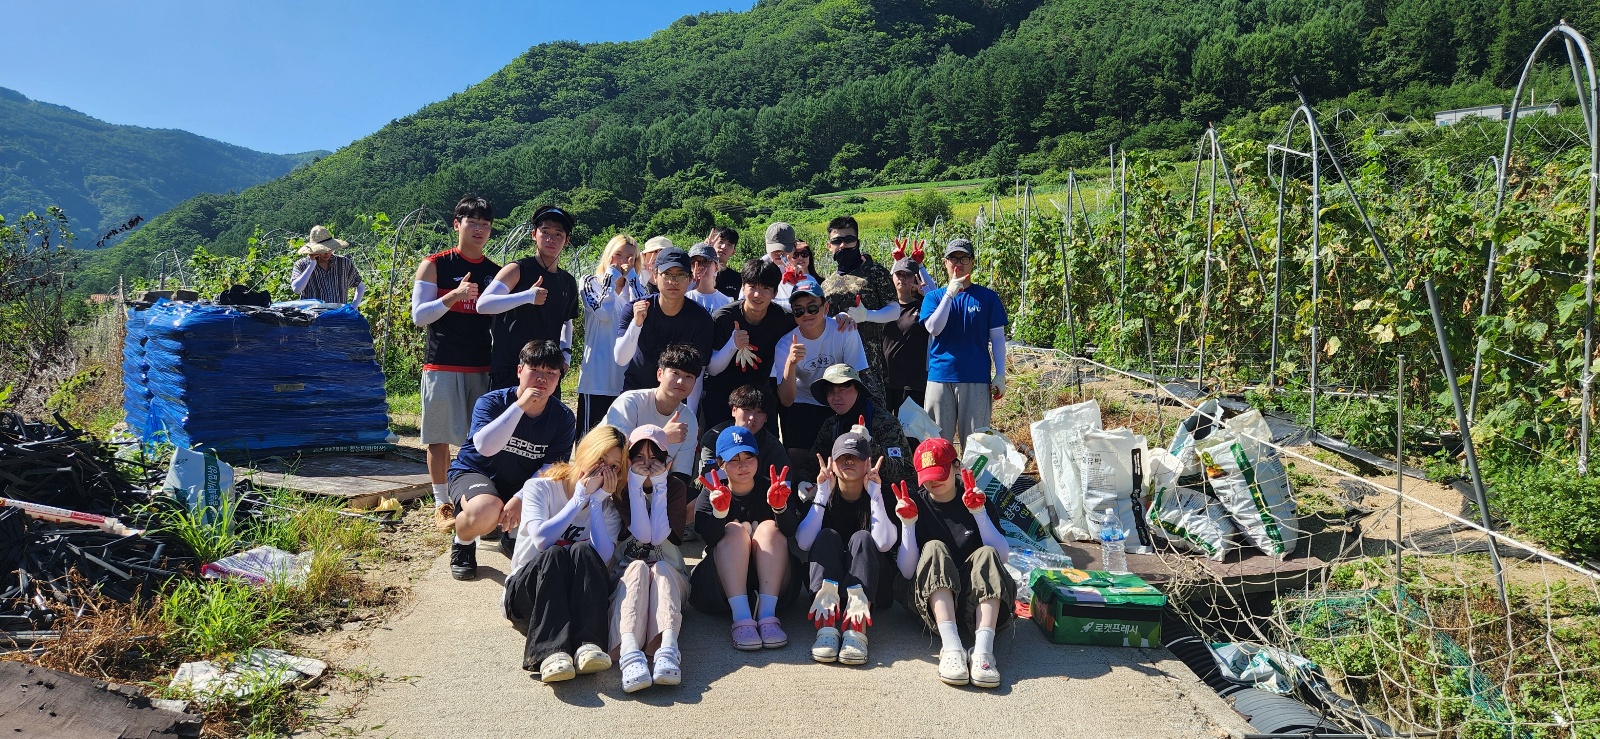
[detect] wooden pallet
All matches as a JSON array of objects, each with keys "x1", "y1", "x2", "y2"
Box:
[{"x1": 245, "y1": 454, "x2": 432, "y2": 509}]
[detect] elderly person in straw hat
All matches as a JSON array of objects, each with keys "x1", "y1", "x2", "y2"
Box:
[{"x1": 290, "y1": 225, "x2": 365, "y2": 305}]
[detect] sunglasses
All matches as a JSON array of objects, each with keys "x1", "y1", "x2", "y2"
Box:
[
  {"x1": 828, "y1": 235, "x2": 858, "y2": 246},
  {"x1": 793, "y1": 250, "x2": 812, "y2": 259},
  {"x1": 793, "y1": 303, "x2": 824, "y2": 316}
]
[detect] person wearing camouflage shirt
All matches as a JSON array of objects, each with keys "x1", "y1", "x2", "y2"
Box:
[
  {"x1": 792, "y1": 364, "x2": 915, "y2": 496},
  {"x1": 821, "y1": 216, "x2": 896, "y2": 408}
]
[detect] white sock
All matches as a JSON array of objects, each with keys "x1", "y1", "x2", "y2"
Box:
[
  {"x1": 729, "y1": 596, "x2": 753, "y2": 623},
  {"x1": 756, "y1": 593, "x2": 779, "y2": 620},
  {"x1": 454, "y1": 534, "x2": 475, "y2": 546},
  {"x1": 431, "y1": 483, "x2": 448, "y2": 507},
  {"x1": 620, "y1": 632, "x2": 642, "y2": 656},
  {"x1": 659, "y1": 628, "x2": 679, "y2": 653},
  {"x1": 937, "y1": 621, "x2": 963, "y2": 652},
  {"x1": 974, "y1": 627, "x2": 996, "y2": 656}
]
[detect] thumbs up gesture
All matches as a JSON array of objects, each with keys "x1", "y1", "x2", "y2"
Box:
[
  {"x1": 449, "y1": 272, "x2": 478, "y2": 303},
  {"x1": 892, "y1": 481, "x2": 918, "y2": 524},
  {"x1": 701, "y1": 469, "x2": 731, "y2": 518},
  {"x1": 766, "y1": 465, "x2": 792, "y2": 511},
  {"x1": 846, "y1": 294, "x2": 871, "y2": 324},
  {"x1": 664, "y1": 409, "x2": 688, "y2": 445},
  {"x1": 531, "y1": 275, "x2": 547, "y2": 305},
  {"x1": 961, "y1": 468, "x2": 985, "y2": 513},
  {"x1": 632, "y1": 298, "x2": 650, "y2": 326}
]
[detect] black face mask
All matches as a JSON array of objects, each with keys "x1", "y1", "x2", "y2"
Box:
[{"x1": 835, "y1": 246, "x2": 863, "y2": 274}]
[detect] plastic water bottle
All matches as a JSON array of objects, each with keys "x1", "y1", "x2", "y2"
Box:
[{"x1": 1098, "y1": 507, "x2": 1128, "y2": 574}]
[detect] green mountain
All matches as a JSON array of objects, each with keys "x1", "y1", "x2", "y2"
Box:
[
  {"x1": 0, "y1": 86, "x2": 324, "y2": 244},
  {"x1": 92, "y1": 0, "x2": 1597, "y2": 289}
]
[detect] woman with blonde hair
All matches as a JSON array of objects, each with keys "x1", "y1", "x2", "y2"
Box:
[
  {"x1": 576, "y1": 234, "x2": 646, "y2": 432},
  {"x1": 503, "y1": 424, "x2": 625, "y2": 683}
]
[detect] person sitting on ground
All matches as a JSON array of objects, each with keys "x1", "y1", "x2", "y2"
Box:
[
  {"x1": 892, "y1": 437, "x2": 1014, "y2": 690},
  {"x1": 613, "y1": 246, "x2": 715, "y2": 408},
  {"x1": 697, "y1": 384, "x2": 790, "y2": 488},
  {"x1": 707, "y1": 226, "x2": 743, "y2": 298},
  {"x1": 575, "y1": 234, "x2": 647, "y2": 433},
  {"x1": 603, "y1": 343, "x2": 701, "y2": 479},
  {"x1": 882, "y1": 257, "x2": 931, "y2": 417},
  {"x1": 476, "y1": 205, "x2": 581, "y2": 391},
  {"x1": 702, "y1": 260, "x2": 794, "y2": 432},
  {"x1": 774, "y1": 283, "x2": 870, "y2": 457},
  {"x1": 689, "y1": 426, "x2": 802, "y2": 651},
  {"x1": 795, "y1": 430, "x2": 896, "y2": 666},
  {"x1": 502, "y1": 424, "x2": 624, "y2": 683},
  {"x1": 290, "y1": 225, "x2": 364, "y2": 305},
  {"x1": 446, "y1": 340, "x2": 575, "y2": 580},
  {"x1": 796, "y1": 364, "x2": 913, "y2": 493},
  {"x1": 609, "y1": 425, "x2": 690, "y2": 693},
  {"x1": 921, "y1": 237, "x2": 1008, "y2": 444},
  {"x1": 687, "y1": 242, "x2": 733, "y2": 315}
]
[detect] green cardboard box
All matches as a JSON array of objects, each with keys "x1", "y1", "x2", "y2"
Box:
[{"x1": 1030, "y1": 570, "x2": 1166, "y2": 647}]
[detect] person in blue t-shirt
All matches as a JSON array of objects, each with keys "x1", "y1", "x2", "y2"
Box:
[
  {"x1": 447, "y1": 340, "x2": 577, "y2": 580},
  {"x1": 917, "y1": 238, "x2": 1008, "y2": 445}
]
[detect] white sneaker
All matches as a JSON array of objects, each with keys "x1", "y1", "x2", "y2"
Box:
[
  {"x1": 575, "y1": 642, "x2": 612, "y2": 674},
  {"x1": 839, "y1": 629, "x2": 869, "y2": 665},
  {"x1": 811, "y1": 626, "x2": 840, "y2": 662},
  {"x1": 938, "y1": 648, "x2": 969, "y2": 686},
  {"x1": 970, "y1": 651, "x2": 1000, "y2": 689}
]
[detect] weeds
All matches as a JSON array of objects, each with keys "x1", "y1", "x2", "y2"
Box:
[
  {"x1": 146, "y1": 493, "x2": 245, "y2": 564},
  {"x1": 158, "y1": 578, "x2": 291, "y2": 659}
]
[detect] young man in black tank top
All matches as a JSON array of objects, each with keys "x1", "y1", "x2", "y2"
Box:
[
  {"x1": 411, "y1": 195, "x2": 502, "y2": 532},
  {"x1": 478, "y1": 206, "x2": 581, "y2": 391}
]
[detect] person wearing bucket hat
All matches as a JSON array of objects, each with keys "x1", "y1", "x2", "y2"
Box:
[
  {"x1": 289, "y1": 225, "x2": 364, "y2": 305},
  {"x1": 688, "y1": 425, "x2": 804, "y2": 651},
  {"x1": 893, "y1": 436, "x2": 1015, "y2": 689},
  {"x1": 920, "y1": 237, "x2": 1009, "y2": 445},
  {"x1": 639, "y1": 235, "x2": 673, "y2": 295},
  {"x1": 797, "y1": 364, "x2": 914, "y2": 494},
  {"x1": 793, "y1": 429, "x2": 897, "y2": 665},
  {"x1": 686, "y1": 242, "x2": 733, "y2": 315},
  {"x1": 608, "y1": 424, "x2": 691, "y2": 693},
  {"x1": 411, "y1": 195, "x2": 503, "y2": 532},
  {"x1": 477, "y1": 206, "x2": 582, "y2": 391},
  {"x1": 882, "y1": 257, "x2": 931, "y2": 417},
  {"x1": 760, "y1": 222, "x2": 811, "y2": 311},
  {"x1": 613, "y1": 247, "x2": 716, "y2": 400},
  {"x1": 774, "y1": 282, "x2": 872, "y2": 460}
]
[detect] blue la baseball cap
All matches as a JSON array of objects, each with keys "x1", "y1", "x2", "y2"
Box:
[{"x1": 716, "y1": 425, "x2": 759, "y2": 463}]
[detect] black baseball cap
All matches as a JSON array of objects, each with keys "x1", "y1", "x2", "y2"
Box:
[
  {"x1": 944, "y1": 238, "x2": 975, "y2": 258},
  {"x1": 531, "y1": 206, "x2": 574, "y2": 232},
  {"x1": 655, "y1": 246, "x2": 692, "y2": 275}
]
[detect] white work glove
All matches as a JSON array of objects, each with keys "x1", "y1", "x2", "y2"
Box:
[{"x1": 808, "y1": 579, "x2": 841, "y2": 629}]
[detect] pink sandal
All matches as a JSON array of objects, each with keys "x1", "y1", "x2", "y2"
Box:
[
  {"x1": 731, "y1": 619, "x2": 762, "y2": 651},
  {"x1": 758, "y1": 616, "x2": 788, "y2": 649}
]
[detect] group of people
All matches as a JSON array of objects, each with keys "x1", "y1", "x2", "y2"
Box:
[{"x1": 289, "y1": 193, "x2": 1015, "y2": 691}]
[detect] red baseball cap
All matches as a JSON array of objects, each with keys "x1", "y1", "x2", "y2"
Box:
[{"x1": 913, "y1": 437, "x2": 957, "y2": 485}]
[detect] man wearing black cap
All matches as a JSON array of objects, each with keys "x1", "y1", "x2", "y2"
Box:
[
  {"x1": 919, "y1": 238, "x2": 1008, "y2": 444},
  {"x1": 478, "y1": 206, "x2": 581, "y2": 390},
  {"x1": 614, "y1": 246, "x2": 716, "y2": 407}
]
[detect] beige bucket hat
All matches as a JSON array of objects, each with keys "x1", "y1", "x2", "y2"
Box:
[{"x1": 297, "y1": 224, "x2": 348, "y2": 256}]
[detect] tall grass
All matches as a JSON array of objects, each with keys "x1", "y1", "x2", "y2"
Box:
[{"x1": 158, "y1": 578, "x2": 291, "y2": 658}]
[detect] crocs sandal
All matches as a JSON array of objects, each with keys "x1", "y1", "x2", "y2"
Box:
[
  {"x1": 811, "y1": 626, "x2": 840, "y2": 663},
  {"x1": 969, "y1": 651, "x2": 1000, "y2": 689},
  {"x1": 620, "y1": 651, "x2": 652, "y2": 693},
  {"x1": 731, "y1": 619, "x2": 762, "y2": 651},
  {"x1": 757, "y1": 616, "x2": 788, "y2": 649},
  {"x1": 652, "y1": 647, "x2": 682, "y2": 686},
  {"x1": 575, "y1": 642, "x2": 612, "y2": 674},
  {"x1": 540, "y1": 652, "x2": 576, "y2": 683},
  {"x1": 938, "y1": 648, "x2": 969, "y2": 686},
  {"x1": 839, "y1": 629, "x2": 869, "y2": 666}
]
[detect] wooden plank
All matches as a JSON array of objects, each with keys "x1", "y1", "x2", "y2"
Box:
[
  {"x1": 0, "y1": 662, "x2": 202, "y2": 738},
  {"x1": 245, "y1": 455, "x2": 432, "y2": 509}
]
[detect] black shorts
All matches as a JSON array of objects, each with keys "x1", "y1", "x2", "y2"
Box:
[{"x1": 449, "y1": 471, "x2": 509, "y2": 505}]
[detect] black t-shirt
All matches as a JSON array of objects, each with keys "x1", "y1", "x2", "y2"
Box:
[
  {"x1": 909, "y1": 487, "x2": 1003, "y2": 563},
  {"x1": 715, "y1": 268, "x2": 743, "y2": 298},
  {"x1": 490, "y1": 257, "x2": 580, "y2": 375},
  {"x1": 818, "y1": 489, "x2": 874, "y2": 540},
  {"x1": 424, "y1": 248, "x2": 501, "y2": 372},
  {"x1": 447, "y1": 388, "x2": 576, "y2": 492},
  {"x1": 706, "y1": 301, "x2": 796, "y2": 396},
  {"x1": 622, "y1": 295, "x2": 716, "y2": 391},
  {"x1": 693, "y1": 474, "x2": 801, "y2": 546},
  {"x1": 882, "y1": 300, "x2": 930, "y2": 388}
]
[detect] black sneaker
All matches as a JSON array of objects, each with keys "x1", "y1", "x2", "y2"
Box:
[
  {"x1": 450, "y1": 541, "x2": 478, "y2": 580},
  {"x1": 498, "y1": 535, "x2": 516, "y2": 558}
]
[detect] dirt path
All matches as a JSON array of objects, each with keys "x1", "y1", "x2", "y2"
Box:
[{"x1": 309, "y1": 539, "x2": 1251, "y2": 739}]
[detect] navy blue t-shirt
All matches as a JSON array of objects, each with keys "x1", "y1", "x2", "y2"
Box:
[
  {"x1": 919, "y1": 284, "x2": 1008, "y2": 384},
  {"x1": 448, "y1": 388, "x2": 576, "y2": 493}
]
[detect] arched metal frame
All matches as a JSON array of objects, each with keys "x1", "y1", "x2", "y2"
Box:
[
  {"x1": 1468, "y1": 22, "x2": 1600, "y2": 473},
  {"x1": 376, "y1": 206, "x2": 431, "y2": 368}
]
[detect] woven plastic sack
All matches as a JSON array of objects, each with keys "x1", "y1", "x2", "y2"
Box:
[
  {"x1": 1029, "y1": 399, "x2": 1102, "y2": 541},
  {"x1": 1145, "y1": 448, "x2": 1237, "y2": 560},
  {"x1": 1080, "y1": 428, "x2": 1153, "y2": 554}
]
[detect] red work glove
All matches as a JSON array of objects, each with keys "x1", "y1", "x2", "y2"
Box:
[
  {"x1": 911, "y1": 241, "x2": 925, "y2": 264},
  {"x1": 766, "y1": 465, "x2": 791, "y2": 511},
  {"x1": 961, "y1": 468, "x2": 985, "y2": 513},
  {"x1": 892, "y1": 237, "x2": 906, "y2": 261},
  {"x1": 782, "y1": 267, "x2": 802, "y2": 284},
  {"x1": 701, "y1": 470, "x2": 732, "y2": 519},
  {"x1": 892, "y1": 481, "x2": 918, "y2": 525}
]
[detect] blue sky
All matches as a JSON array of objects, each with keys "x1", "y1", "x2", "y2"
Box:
[{"x1": 12, "y1": 0, "x2": 747, "y2": 155}]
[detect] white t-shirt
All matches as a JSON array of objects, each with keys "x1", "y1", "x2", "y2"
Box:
[
  {"x1": 504, "y1": 477, "x2": 622, "y2": 609},
  {"x1": 771, "y1": 318, "x2": 870, "y2": 406},
  {"x1": 688, "y1": 288, "x2": 733, "y2": 315},
  {"x1": 602, "y1": 389, "x2": 700, "y2": 476}
]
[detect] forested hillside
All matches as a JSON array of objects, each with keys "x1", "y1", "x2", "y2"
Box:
[
  {"x1": 89, "y1": 0, "x2": 1598, "y2": 291},
  {"x1": 0, "y1": 87, "x2": 322, "y2": 241}
]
